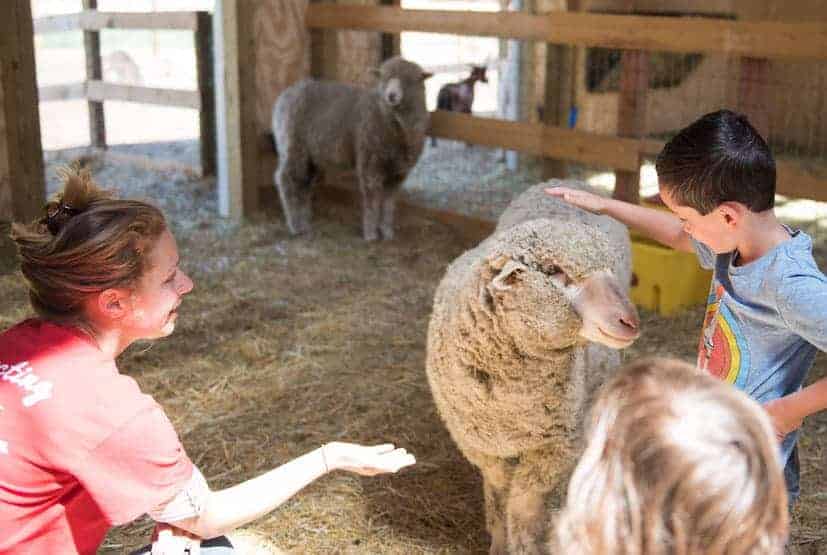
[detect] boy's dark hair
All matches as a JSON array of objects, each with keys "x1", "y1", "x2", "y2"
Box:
[{"x1": 656, "y1": 110, "x2": 776, "y2": 215}]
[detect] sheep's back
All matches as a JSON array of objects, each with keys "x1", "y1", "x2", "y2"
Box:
[
  {"x1": 272, "y1": 80, "x2": 371, "y2": 168},
  {"x1": 497, "y1": 181, "x2": 633, "y2": 289}
]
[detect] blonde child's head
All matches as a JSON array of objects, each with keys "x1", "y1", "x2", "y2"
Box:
[{"x1": 554, "y1": 357, "x2": 788, "y2": 555}]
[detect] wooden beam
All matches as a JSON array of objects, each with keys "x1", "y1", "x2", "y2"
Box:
[
  {"x1": 195, "y1": 11, "x2": 216, "y2": 177},
  {"x1": 738, "y1": 57, "x2": 771, "y2": 141},
  {"x1": 85, "y1": 80, "x2": 201, "y2": 108},
  {"x1": 38, "y1": 82, "x2": 87, "y2": 102},
  {"x1": 776, "y1": 161, "x2": 827, "y2": 203},
  {"x1": 0, "y1": 0, "x2": 45, "y2": 224},
  {"x1": 213, "y1": 0, "x2": 258, "y2": 219},
  {"x1": 38, "y1": 81, "x2": 201, "y2": 109},
  {"x1": 306, "y1": 5, "x2": 827, "y2": 60},
  {"x1": 34, "y1": 11, "x2": 199, "y2": 33},
  {"x1": 429, "y1": 111, "x2": 641, "y2": 172},
  {"x1": 613, "y1": 49, "x2": 647, "y2": 204},
  {"x1": 82, "y1": 0, "x2": 106, "y2": 149}
]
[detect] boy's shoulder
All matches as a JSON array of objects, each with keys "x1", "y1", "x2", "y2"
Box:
[{"x1": 767, "y1": 230, "x2": 821, "y2": 280}]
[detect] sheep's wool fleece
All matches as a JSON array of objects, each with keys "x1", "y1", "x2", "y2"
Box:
[{"x1": 426, "y1": 181, "x2": 630, "y2": 468}]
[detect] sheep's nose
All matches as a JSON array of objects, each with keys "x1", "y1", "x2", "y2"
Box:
[
  {"x1": 387, "y1": 91, "x2": 400, "y2": 104},
  {"x1": 619, "y1": 314, "x2": 640, "y2": 336}
]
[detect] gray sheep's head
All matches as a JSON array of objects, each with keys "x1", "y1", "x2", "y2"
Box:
[
  {"x1": 371, "y1": 57, "x2": 432, "y2": 112},
  {"x1": 479, "y1": 220, "x2": 640, "y2": 354}
]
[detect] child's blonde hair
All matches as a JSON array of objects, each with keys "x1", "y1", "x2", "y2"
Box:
[{"x1": 554, "y1": 357, "x2": 788, "y2": 555}]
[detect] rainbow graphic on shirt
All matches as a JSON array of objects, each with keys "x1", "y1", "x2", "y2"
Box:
[{"x1": 697, "y1": 284, "x2": 751, "y2": 388}]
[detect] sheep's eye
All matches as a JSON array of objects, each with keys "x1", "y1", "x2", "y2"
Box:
[{"x1": 548, "y1": 267, "x2": 573, "y2": 287}]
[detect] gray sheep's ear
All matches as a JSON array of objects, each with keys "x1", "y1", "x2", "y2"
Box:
[
  {"x1": 421, "y1": 71, "x2": 434, "y2": 81},
  {"x1": 490, "y1": 260, "x2": 527, "y2": 291},
  {"x1": 370, "y1": 67, "x2": 381, "y2": 79}
]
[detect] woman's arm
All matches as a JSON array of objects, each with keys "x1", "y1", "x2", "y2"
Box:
[{"x1": 166, "y1": 442, "x2": 414, "y2": 539}]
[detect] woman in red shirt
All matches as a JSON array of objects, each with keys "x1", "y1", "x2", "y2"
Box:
[{"x1": 0, "y1": 169, "x2": 415, "y2": 554}]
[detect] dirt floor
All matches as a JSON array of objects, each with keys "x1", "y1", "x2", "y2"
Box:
[{"x1": 1, "y1": 151, "x2": 825, "y2": 554}]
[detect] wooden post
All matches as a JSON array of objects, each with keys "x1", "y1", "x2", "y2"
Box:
[
  {"x1": 310, "y1": 0, "x2": 339, "y2": 79},
  {"x1": 82, "y1": 0, "x2": 106, "y2": 149},
  {"x1": 195, "y1": 11, "x2": 216, "y2": 177},
  {"x1": 613, "y1": 48, "x2": 647, "y2": 204},
  {"x1": 0, "y1": 0, "x2": 45, "y2": 226},
  {"x1": 541, "y1": 0, "x2": 579, "y2": 180},
  {"x1": 379, "y1": 0, "x2": 400, "y2": 61},
  {"x1": 213, "y1": 0, "x2": 259, "y2": 219},
  {"x1": 738, "y1": 57, "x2": 770, "y2": 141}
]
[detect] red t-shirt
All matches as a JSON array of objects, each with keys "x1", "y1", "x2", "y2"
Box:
[{"x1": 0, "y1": 320, "x2": 193, "y2": 554}]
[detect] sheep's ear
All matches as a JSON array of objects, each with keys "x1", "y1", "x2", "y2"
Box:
[
  {"x1": 421, "y1": 71, "x2": 433, "y2": 81},
  {"x1": 490, "y1": 260, "x2": 527, "y2": 291},
  {"x1": 370, "y1": 67, "x2": 381, "y2": 79}
]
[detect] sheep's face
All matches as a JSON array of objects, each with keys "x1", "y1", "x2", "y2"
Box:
[
  {"x1": 373, "y1": 57, "x2": 432, "y2": 112},
  {"x1": 483, "y1": 220, "x2": 640, "y2": 353},
  {"x1": 484, "y1": 255, "x2": 582, "y2": 354}
]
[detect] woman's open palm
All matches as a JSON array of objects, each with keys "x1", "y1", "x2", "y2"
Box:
[{"x1": 325, "y1": 442, "x2": 415, "y2": 476}]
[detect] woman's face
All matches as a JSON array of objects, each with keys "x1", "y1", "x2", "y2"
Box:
[{"x1": 124, "y1": 229, "x2": 194, "y2": 341}]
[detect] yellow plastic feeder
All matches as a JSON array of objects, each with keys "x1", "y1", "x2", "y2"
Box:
[{"x1": 629, "y1": 233, "x2": 712, "y2": 316}]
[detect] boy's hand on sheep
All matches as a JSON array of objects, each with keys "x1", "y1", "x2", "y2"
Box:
[
  {"x1": 323, "y1": 442, "x2": 416, "y2": 475},
  {"x1": 545, "y1": 186, "x2": 608, "y2": 215}
]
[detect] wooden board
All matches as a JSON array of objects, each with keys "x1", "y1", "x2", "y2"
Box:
[
  {"x1": 306, "y1": 5, "x2": 827, "y2": 60},
  {"x1": 85, "y1": 80, "x2": 200, "y2": 108},
  {"x1": 82, "y1": 0, "x2": 106, "y2": 149},
  {"x1": 34, "y1": 11, "x2": 200, "y2": 33},
  {"x1": 214, "y1": 0, "x2": 259, "y2": 219},
  {"x1": 429, "y1": 110, "x2": 641, "y2": 171}
]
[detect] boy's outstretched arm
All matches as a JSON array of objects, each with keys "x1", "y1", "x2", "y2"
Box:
[{"x1": 546, "y1": 187, "x2": 694, "y2": 253}]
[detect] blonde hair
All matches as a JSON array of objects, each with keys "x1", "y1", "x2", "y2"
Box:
[
  {"x1": 10, "y1": 167, "x2": 167, "y2": 327},
  {"x1": 554, "y1": 357, "x2": 788, "y2": 555}
]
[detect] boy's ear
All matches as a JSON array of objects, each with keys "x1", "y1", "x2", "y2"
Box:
[{"x1": 718, "y1": 201, "x2": 747, "y2": 226}]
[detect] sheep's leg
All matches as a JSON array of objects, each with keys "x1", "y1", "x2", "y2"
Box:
[
  {"x1": 505, "y1": 474, "x2": 549, "y2": 555},
  {"x1": 360, "y1": 186, "x2": 382, "y2": 242},
  {"x1": 481, "y1": 463, "x2": 510, "y2": 555},
  {"x1": 465, "y1": 448, "x2": 511, "y2": 555},
  {"x1": 505, "y1": 452, "x2": 571, "y2": 555},
  {"x1": 274, "y1": 149, "x2": 314, "y2": 235},
  {"x1": 379, "y1": 192, "x2": 398, "y2": 240}
]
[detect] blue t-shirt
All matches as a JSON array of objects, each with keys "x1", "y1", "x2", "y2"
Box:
[{"x1": 693, "y1": 228, "x2": 827, "y2": 499}]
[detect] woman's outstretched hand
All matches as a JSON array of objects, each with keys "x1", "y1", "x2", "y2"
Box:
[
  {"x1": 545, "y1": 186, "x2": 608, "y2": 215},
  {"x1": 323, "y1": 442, "x2": 415, "y2": 476}
]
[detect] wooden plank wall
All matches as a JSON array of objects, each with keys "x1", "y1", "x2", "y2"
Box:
[
  {"x1": 253, "y1": 0, "x2": 311, "y2": 198},
  {"x1": 0, "y1": 0, "x2": 45, "y2": 224}
]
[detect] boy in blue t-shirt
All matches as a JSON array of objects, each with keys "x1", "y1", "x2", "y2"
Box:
[{"x1": 547, "y1": 109, "x2": 827, "y2": 501}]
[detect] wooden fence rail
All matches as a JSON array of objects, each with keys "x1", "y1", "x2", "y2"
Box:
[
  {"x1": 308, "y1": 4, "x2": 827, "y2": 203},
  {"x1": 306, "y1": 5, "x2": 827, "y2": 60},
  {"x1": 33, "y1": 9, "x2": 215, "y2": 176}
]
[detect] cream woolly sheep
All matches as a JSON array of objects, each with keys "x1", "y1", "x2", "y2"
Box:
[
  {"x1": 271, "y1": 57, "x2": 431, "y2": 241},
  {"x1": 425, "y1": 180, "x2": 640, "y2": 554}
]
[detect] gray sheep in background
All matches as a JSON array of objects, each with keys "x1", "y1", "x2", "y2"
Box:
[
  {"x1": 271, "y1": 57, "x2": 431, "y2": 241},
  {"x1": 426, "y1": 180, "x2": 640, "y2": 554}
]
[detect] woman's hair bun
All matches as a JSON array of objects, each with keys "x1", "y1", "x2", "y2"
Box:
[{"x1": 41, "y1": 166, "x2": 113, "y2": 235}]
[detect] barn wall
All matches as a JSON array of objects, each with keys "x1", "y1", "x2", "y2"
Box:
[
  {"x1": 567, "y1": 0, "x2": 827, "y2": 153},
  {"x1": 251, "y1": 0, "x2": 311, "y2": 193}
]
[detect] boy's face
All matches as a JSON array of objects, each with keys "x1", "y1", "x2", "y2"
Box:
[{"x1": 659, "y1": 187, "x2": 739, "y2": 254}]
